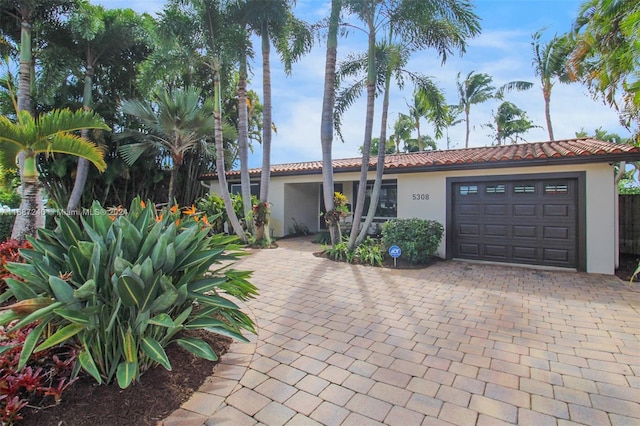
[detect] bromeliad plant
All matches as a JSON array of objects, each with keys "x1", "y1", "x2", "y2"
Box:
[{"x1": 0, "y1": 197, "x2": 257, "y2": 389}]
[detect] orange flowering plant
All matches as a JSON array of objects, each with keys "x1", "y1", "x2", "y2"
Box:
[{"x1": 0, "y1": 197, "x2": 257, "y2": 389}]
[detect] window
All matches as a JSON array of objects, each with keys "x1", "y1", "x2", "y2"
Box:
[
  {"x1": 230, "y1": 183, "x2": 260, "y2": 197},
  {"x1": 514, "y1": 184, "x2": 535, "y2": 194},
  {"x1": 544, "y1": 184, "x2": 568, "y2": 194},
  {"x1": 355, "y1": 180, "x2": 397, "y2": 218},
  {"x1": 459, "y1": 185, "x2": 478, "y2": 195},
  {"x1": 486, "y1": 184, "x2": 506, "y2": 194}
]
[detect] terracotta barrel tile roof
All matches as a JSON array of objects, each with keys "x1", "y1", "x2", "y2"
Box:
[{"x1": 200, "y1": 138, "x2": 640, "y2": 180}]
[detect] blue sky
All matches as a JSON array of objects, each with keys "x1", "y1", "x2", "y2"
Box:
[{"x1": 96, "y1": 0, "x2": 628, "y2": 169}]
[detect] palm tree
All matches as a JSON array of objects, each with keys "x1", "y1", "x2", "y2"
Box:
[
  {"x1": 0, "y1": 107, "x2": 108, "y2": 241},
  {"x1": 531, "y1": 29, "x2": 572, "y2": 140},
  {"x1": 237, "y1": 0, "x2": 312, "y2": 242},
  {"x1": 340, "y1": 0, "x2": 479, "y2": 249},
  {"x1": 457, "y1": 71, "x2": 495, "y2": 148},
  {"x1": 568, "y1": 0, "x2": 639, "y2": 139},
  {"x1": 486, "y1": 101, "x2": 539, "y2": 145},
  {"x1": 119, "y1": 87, "x2": 215, "y2": 205},
  {"x1": 320, "y1": 0, "x2": 343, "y2": 245},
  {"x1": 66, "y1": 3, "x2": 145, "y2": 213}
]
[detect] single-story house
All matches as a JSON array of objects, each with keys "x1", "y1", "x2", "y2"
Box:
[{"x1": 201, "y1": 138, "x2": 640, "y2": 275}]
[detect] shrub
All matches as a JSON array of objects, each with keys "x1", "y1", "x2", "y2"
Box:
[
  {"x1": 313, "y1": 231, "x2": 331, "y2": 245},
  {"x1": 323, "y1": 236, "x2": 383, "y2": 267},
  {"x1": 0, "y1": 197, "x2": 257, "y2": 389},
  {"x1": 382, "y1": 218, "x2": 444, "y2": 264},
  {"x1": 0, "y1": 323, "x2": 77, "y2": 423},
  {"x1": 0, "y1": 239, "x2": 31, "y2": 302}
]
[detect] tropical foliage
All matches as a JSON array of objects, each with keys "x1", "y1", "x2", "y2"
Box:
[
  {"x1": 0, "y1": 198, "x2": 257, "y2": 389},
  {"x1": 381, "y1": 218, "x2": 444, "y2": 264}
]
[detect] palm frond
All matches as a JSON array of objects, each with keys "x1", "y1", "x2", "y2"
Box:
[{"x1": 34, "y1": 133, "x2": 106, "y2": 172}]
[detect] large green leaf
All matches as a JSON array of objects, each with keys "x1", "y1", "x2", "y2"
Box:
[
  {"x1": 175, "y1": 248, "x2": 224, "y2": 272},
  {"x1": 68, "y1": 242, "x2": 93, "y2": 283},
  {"x1": 119, "y1": 217, "x2": 143, "y2": 258},
  {"x1": 151, "y1": 233, "x2": 168, "y2": 271},
  {"x1": 4, "y1": 262, "x2": 48, "y2": 290},
  {"x1": 4, "y1": 277, "x2": 39, "y2": 300},
  {"x1": 139, "y1": 273, "x2": 161, "y2": 313},
  {"x1": 0, "y1": 310, "x2": 20, "y2": 326},
  {"x1": 73, "y1": 279, "x2": 97, "y2": 299},
  {"x1": 28, "y1": 239, "x2": 65, "y2": 265},
  {"x1": 35, "y1": 323, "x2": 84, "y2": 352},
  {"x1": 117, "y1": 274, "x2": 144, "y2": 307},
  {"x1": 49, "y1": 276, "x2": 80, "y2": 309},
  {"x1": 187, "y1": 277, "x2": 226, "y2": 294},
  {"x1": 148, "y1": 313, "x2": 175, "y2": 327},
  {"x1": 58, "y1": 214, "x2": 83, "y2": 248},
  {"x1": 116, "y1": 361, "x2": 137, "y2": 389},
  {"x1": 53, "y1": 308, "x2": 92, "y2": 326},
  {"x1": 137, "y1": 221, "x2": 164, "y2": 262},
  {"x1": 79, "y1": 348, "x2": 103, "y2": 384},
  {"x1": 190, "y1": 293, "x2": 239, "y2": 310},
  {"x1": 162, "y1": 243, "x2": 176, "y2": 273},
  {"x1": 18, "y1": 322, "x2": 47, "y2": 370},
  {"x1": 175, "y1": 337, "x2": 218, "y2": 361},
  {"x1": 141, "y1": 337, "x2": 171, "y2": 370},
  {"x1": 9, "y1": 301, "x2": 62, "y2": 331}
]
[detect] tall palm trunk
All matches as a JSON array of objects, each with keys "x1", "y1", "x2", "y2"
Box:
[
  {"x1": 348, "y1": 12, "x2": 376, "y2": 251},
  {"x1": 67, "y1": 66, "x2": 94, "y2": 213},
  {"x1": 543, "y1": 87, "x2": 554, "y2": 140},
  {"x1": 167, "y1": 165, "x2": 178, "y2": 204},
  {"x1": 464, "y1": 107, "x2": 470, "y2": 148},
  {"x1": 357, "y1": 61, "x2": 392, "y2": 246},
  {"x1": 237, "y1": 53, "x2": 254, "y2": 235},
  {"x1": 13, "y1": 7, "x2": 44, "y2": 241},
  {"x1": 258, "y1": 24, "x2": 272, "y2": 242},
  {"x1": 321, "y1": 0, "x2": 342, "y2": 245},
  {"x1": 214, "y1": 72, "x2": 245, "y2": 239}
]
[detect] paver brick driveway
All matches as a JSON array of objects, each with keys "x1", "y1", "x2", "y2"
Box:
[{"x1": 164, "y1": 237, "x2": 640, "y2": 426}]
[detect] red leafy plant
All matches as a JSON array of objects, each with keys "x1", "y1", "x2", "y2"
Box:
[
  {"x1": 0, "y1": 322, "x2": 78, "y2": 424},
  {"x1": 0, "y1": 239, "x2": 31, "y2": 299}
]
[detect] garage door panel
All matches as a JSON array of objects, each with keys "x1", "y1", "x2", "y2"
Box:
[
  {"x1": 459, "y1": 204, "x2": 480, "y2": 215},
  {"x1": 544, "y1": 204, "x2": 570, "y2": 217},
  {"x1": 458, "y1": 243, "x2": 480, "y2": 256},
  {"x1": 459, "y1": 224, "x2": 479, "y2": 236},
  {"x1": 485, "y1": 224, "x2": 508, "y2": 237},
  {"x1": 543, "y1": 226, "x2": 570, "y2": 240},
  {"x1": 485, "y1": 204, "x2": 507, "y2": 215},
  {"x1": 513, "y1": 204, "x2": 536, "y2": 216},
  {"x1": 512, "y1": 246, "x2": 537, "y2": 261},
  {"x1": 543, "y1": 248, "x2": 570, "y2": 262},
  {"x1": 453, "y1": 179, "x2": 577, "y2": 268},
  {"x1": 513, "y1": 225, "x2": 536, "y2": 238},
  {"x1": 485, "y1": 245, "x2": 508, "y2": 258}
]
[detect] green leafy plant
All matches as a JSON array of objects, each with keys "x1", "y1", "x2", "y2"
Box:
[
  {"x1": 354, "y1": 237, "x2": 384, "y2": 266},
  {"x1": 313, "y1": 231, "x2": 331, "y2": 245},
  {"x1": 323, "y1": 240, "x2": 352, "y2": 262},
  {"x1": 0, "y1": 198, "x2": 257, "y2": 389},
  {"x1": 382, "y1": 218, "x2": 444, "y2": 264}
]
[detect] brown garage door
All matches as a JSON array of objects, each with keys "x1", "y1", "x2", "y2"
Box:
[{"x1": 452, "y1": 179, "x2": 578, "y2": 268}]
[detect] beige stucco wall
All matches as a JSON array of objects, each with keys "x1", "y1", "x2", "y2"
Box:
[{"x1": 208, "y1": 162, "x2": 617, "y2": 274}]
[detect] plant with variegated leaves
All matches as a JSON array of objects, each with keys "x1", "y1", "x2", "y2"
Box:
[{"x1": 0, "y1": 197, "x2": 257, "y2": 389}]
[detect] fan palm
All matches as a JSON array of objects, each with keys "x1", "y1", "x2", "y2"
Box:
[
  {"x1": 0, "y1": 107, "x2": 108, "y2": 240},
  {"x1": 119, "y1": 87, "x2": 215, "y2": 205}
]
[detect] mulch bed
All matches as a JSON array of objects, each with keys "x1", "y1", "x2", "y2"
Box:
[{"x1": 19, "y1": 330, "x2": 232, "y2": 426}]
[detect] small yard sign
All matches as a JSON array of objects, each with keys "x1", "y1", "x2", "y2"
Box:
[{"x1": 389, "y1": 245, "x2": 401, "y2": 267}]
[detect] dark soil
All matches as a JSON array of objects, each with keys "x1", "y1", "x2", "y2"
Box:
[{"x1": 19, "y1": 331, "x2": 232, "y2": 426}]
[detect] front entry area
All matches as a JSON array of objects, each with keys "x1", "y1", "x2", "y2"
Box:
[{"x1": 448, "y1": 173, "x2": 584, "y2": 270}]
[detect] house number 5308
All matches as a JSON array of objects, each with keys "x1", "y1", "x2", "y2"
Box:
[{"x1": 412, "y1": 193, "x2": 430, "y2": 200}]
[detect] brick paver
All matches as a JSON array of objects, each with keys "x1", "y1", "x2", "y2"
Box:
[{"x1": 162, "y1": 236, "x2": 640, "y2": 426}]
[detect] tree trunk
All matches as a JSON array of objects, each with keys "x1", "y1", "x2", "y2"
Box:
[
  {"x1": 356, "y1": 45, "x2": 392, "y2": 246},
  {"x1": 258, "y1": 27, "x2": 272, "y2": 243},
  {"x1": 348, "y1": 12, "x2": 376, "y2": 251},
  {"x1": 167, "y1": 166, "x2": 177, "y2": 205},
  {"x1": 237, "y1": 53, "x2": 254, "y2": 236},
  {"x1": 67, "y1": 66, "x2": 95, "y2": 213},
  {"x1": 214, "y1": 72, "x2": 245, "y2": 239},
  {"x1": 321, "y1": 0, "x2": 342, "y2": 245},
  {"x1": 464, "y1": 107, "x2": 470, "y2": 148},
  {"x1": 544, "y1": 87, "x2": 554, "y2": 140}
]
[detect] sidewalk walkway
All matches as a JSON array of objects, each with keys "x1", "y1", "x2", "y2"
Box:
[{"x1": 163, "y1": 237, "x2": 640, "y2": 425}]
